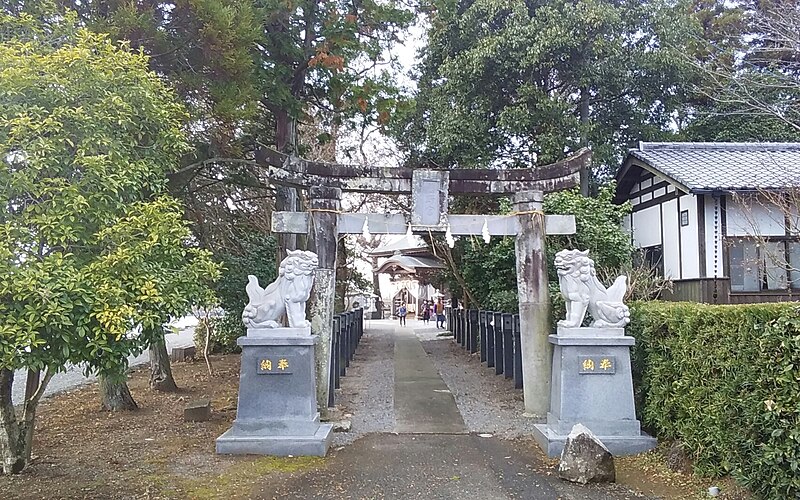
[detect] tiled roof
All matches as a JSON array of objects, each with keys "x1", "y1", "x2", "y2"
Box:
[
  {"x1": 369, "y1": 235, "x2": 428, "y2": 256},
  {"x1": 627, "y1": 142, "x2": 800, "y2": 192},
  {"x1": 374, "y1": 255, "x2": 445, "y2": 275}
]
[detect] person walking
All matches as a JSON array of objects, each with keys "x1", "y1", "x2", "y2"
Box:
[
  {"x1": 398, "y1": 303, "x2": 407, "y2": 326},
  {"x1": 422, "y1": 300, "x2": 431, "y2": 324},
  {"x1": 434, "y1": 298, "x2": 445, "y2": 329}
]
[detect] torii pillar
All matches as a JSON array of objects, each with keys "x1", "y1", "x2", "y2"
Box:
[
  {"x1": 514, "y1": 190, "x2": 551, "y2": 416},
  {"x1": 306, "y1": 186, "x2": 340, "y2": 418}
]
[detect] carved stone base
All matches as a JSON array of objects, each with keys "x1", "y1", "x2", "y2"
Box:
[
  {"x1": 532, "y1": 326, "x2": 656, "y2": 457},
  {"x1": 216, "y1": 334, "x2": 332, "y2": 457}
]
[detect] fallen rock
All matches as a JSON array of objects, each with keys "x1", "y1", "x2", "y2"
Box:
[
  {"x1": 333, "y1": 420, "x2": 352, "y2": 433},
  {"x1": 184, "y1": 399, "x2": 211, "y2": 422},
  {"x1": 558, "y1": 424, "x2": 615, "y2": 484}
]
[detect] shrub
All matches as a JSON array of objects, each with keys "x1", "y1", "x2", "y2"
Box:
[
  {"x1": 202, "y1": 233, "x2": 277, "y2": 352},
  {"x1": 451, "y1": 185, "x2": 632, "y2": 312},
  {"x1": 629, "y1": 301, "x2": 800, "y2": 498}
]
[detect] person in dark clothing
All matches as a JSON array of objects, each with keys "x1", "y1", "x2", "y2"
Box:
[
  {"x1": 434, "y1": 298, "x2": 445, "y2": 328},
  {"x1": 398, "y1": 304, "x2": 407, "y2": 326},
  {"x1": 422, "y1": 300, "x2": 431, "y2": 324}
]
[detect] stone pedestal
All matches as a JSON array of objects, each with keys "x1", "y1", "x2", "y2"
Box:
[
  {"x1": 216, "y1": 328, "x2": 333, "y2": 456},
  {"x1": 532, "y1": 327, "x2": 656, "y2": 457}
]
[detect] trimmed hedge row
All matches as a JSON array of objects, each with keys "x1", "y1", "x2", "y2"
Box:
[{"x1": 628, "y1": 301, "x2": 800, "y2": 499}]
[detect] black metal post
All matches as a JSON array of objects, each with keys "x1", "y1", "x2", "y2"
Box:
[
  {"x1": 494, "y1": 311, "x2": 504, "y2": 375},
  {"x1": 344, "y1": 312, "x2": 352, "y2": 367},
  {"x1": 468, "y1": 309, "x2": 479, "y2": 354},
  {"x1": 513, "y1": 314, "x2": 523, "y2": 389},
  {"x1": 502, "y1": 313, "x2": 514, "y2": 379},
  {"x1": 486, "y1": 311, "x2": 495, "y2": 368},
  {"x1": 479, "y1": 311, "x2": 487, "y2": 362},
  {"x1": 349, "y1": 311, "x2": 357, "y2": 361},
  {"x1": 333, "y1": 315, "x2": 342, "y2": 385}
]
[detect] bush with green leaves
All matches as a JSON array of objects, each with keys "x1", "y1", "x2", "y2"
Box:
[
  {"x1": 197, "y1": 233, "x2": 278, "y2": 352},
  {"x1": 629, "y1": 301, "x2": 800, "y2": 498},
  {"x1": 452, "y1": 185, "x2": 632, "y2": 313}
]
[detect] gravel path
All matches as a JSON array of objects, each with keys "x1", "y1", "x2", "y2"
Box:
[
  {"x1": 331, "y1": 319, "x2": 397, "y2": 446},
  {"x1": 333, "y1": 318, "x2": 542, "y2": 445},
  {"x1": 416, "y1": 324, "x2": 545, "y2": 438}
]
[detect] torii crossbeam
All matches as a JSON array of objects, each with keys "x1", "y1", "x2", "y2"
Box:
[{"x1": 260, "y1": 147, "x2": 590, "y2": 417}]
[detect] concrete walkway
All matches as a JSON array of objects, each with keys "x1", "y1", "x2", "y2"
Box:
[
  {"x1": 255, "y1": 320, "x2": 649, "y2": 499},
  {"x1": 394, "y1": 326, "x2": 466, "y2": 434}
]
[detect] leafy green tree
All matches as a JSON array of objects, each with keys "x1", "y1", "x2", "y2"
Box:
[
  {"x1": 444, "y1": 186, "x2": 631, "y2": 312},
  {"x1": 394, "y1": 0, "x2": 729, "y2": 187},
  {"x1": 687, "y1": 3, "x2": 800, "y2": 141},
  {"x1": 17, "y1": 0, "x2": 415, "y2": 253},
  {"x1": 0, "y1": 20, "x2": 218, "y2": 473}
]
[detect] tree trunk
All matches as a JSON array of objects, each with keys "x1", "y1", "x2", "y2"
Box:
[
  {"x1": 372, "y1": 256, "x2": 383, "y2": 319},
  {"x1": 100, "y1": 375, "x2": 138, "y2": 411},
  {"x1": 0, "y1": 369, "x2": 26, "y2": 474},
  {"x1": 203, "y1": 314, "x2": 214, "y2": 376},
  {"x1": 149, "y1": 333, "x2": 178, "y2": 392},
  {"x1": 275, "y1": 105, "x2": 300, "y2": 262},
  {"x1": 579, "y1": 86, "x2": 591, "y2": 197},
  {"x1": 0, "y1": 368, "x2": 53, "y2": 475}
]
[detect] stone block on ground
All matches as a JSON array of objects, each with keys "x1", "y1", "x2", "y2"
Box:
[
  {"x1": 333, "y1": 420, "x2": 351, "y2": 433},
  {"x1": 171, "y1": 345, "x2": 196, "y2": 362},
  {"x1": 184, "y1": 399, "x2": 211, "y2": 422},
  {"x1": 558, "y1": 424, "x2": 615, "y2": 484}
]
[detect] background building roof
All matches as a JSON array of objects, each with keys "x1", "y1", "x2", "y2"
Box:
[
  {"x1": 374, "y1": 255, "x2": 445, "y2": 275},
  {"x1": 617, "y1": 142, "x2": 800, "y2": 197},
  {"x1": 369, "y1": 235, "x2": 429, "y2": 257}
]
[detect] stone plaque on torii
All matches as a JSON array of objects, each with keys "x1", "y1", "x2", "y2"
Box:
[{"x1": 259, "y1": 147, "x2": 589, "y2": 417}]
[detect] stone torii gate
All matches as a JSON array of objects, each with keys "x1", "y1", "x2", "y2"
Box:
[{"x1": 261, "y1": 147, "x2": 589, "y2": 417}]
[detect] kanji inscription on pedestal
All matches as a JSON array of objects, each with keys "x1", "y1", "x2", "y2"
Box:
[{"x1": 578, "y1": 355, "x2": 616, "y2": 374}]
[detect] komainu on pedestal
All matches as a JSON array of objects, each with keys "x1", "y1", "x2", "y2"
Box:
[
  {"x1": 532, "y1": 249, "x2": 656, "y2": 458},
  {"x1": 217, "y1": 250, "x2": 333, "y2": 457}
]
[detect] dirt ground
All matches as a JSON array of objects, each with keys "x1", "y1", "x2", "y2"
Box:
[
  {"x1": 0, "y1": 354, "x2": 751, "y2": 500},
  {"x1": 0, "y1": 355, "x2": 326, "y2": 500}
]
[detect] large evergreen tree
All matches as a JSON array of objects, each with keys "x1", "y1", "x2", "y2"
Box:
[{"x1": 393, "y1": 0, "x2": 741, "y2": 188}]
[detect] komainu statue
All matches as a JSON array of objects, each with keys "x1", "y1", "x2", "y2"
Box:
[
  {"x1": 554, "y1": 249, "x2": 630, "y2": 328},
  {"x1": 242, "y1": 250, "x2": 319, "y2": 329}
]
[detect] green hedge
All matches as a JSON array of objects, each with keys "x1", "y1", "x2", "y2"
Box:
[{"x1": 628, "y1": 301, "x2": 800, "y2": 498}]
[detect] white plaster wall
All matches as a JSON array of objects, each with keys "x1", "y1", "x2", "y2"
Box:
[
  {"x1": 679, "y1": 195, "x2": 701, "y2": 279},
  {"x1": 661, "y1": 198, "x2": 680, "y2": 279},
  {"x1": 725, "y1": 195, "x2": 786, "y2": 237},
  {"x1": 631, "y1": 205, "x2": 662, "y2": 248}
]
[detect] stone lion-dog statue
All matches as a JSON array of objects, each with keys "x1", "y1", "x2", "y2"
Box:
[
  {"x1": 554, "y1": 249, "x2": 630, "y2": 328},
  {"x1": 242, "y1": 250, "x2": 319, "y2": 329}
]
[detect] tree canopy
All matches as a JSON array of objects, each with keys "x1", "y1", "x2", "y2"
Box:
[{"x1": 0, "y1": 19, "x2": 219, "y2": 473}]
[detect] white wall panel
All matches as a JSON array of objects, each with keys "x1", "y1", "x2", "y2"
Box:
[
  {"x1": 679, "y1": 195, "x2": 700, "y2": 279},
  {"x1": 726, "y1": 195, "x2": 786, "y2": 237},
  {"x1": 632, "y1": 205, "x2": 662, "y2": 248},
  {"x1": 661, "y1": 198, "x2": 680, "y2": 279}
]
